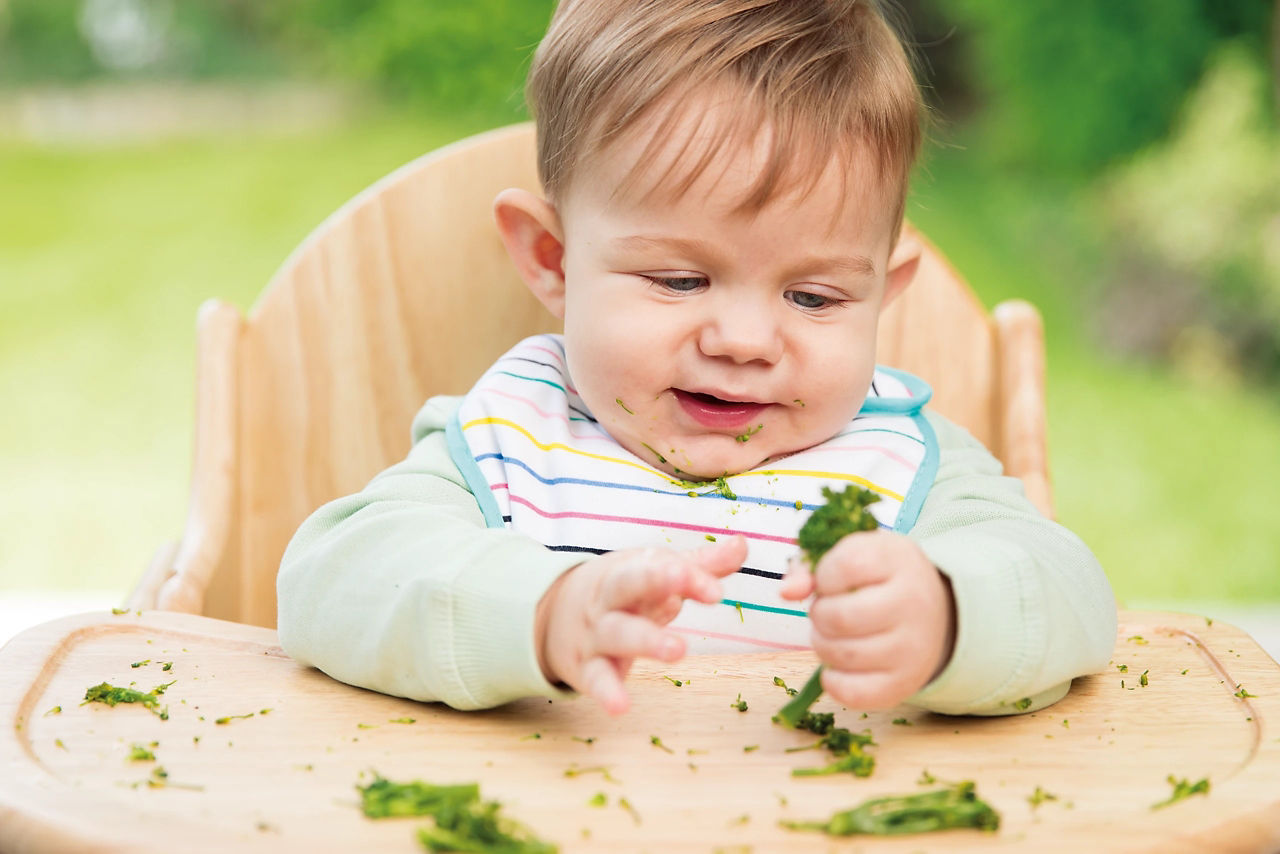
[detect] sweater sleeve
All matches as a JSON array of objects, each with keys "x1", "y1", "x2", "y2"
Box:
[
  {"x1": 276, "y1": 396, "x2": 583, "y2": 710},
  {"x1": 905, "y1": 410, "x2": 1117, "y2": 716}
]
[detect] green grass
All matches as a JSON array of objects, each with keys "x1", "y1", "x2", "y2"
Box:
[
  {"x1": 0, "y1": 108, "x2": 496, "y2": 593},
  {"x1": 2, "y1": 110, "x2": 1277, "y2": 605},
  {"x1": 908, "y1": 143, "x2": 1280, "y2": 605}
]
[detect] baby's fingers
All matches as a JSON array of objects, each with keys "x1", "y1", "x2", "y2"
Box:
[
  {"x1": 672, "y1": 536, "x2": 747, "y2": 603},
  {"x1": 595, "y1": 611, "x2": 685, "y2": 662},
  {"x1": 579, "y1": 656, "x2": 631, "y2": 716}
]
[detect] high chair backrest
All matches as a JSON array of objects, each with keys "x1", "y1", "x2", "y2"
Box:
[{"x1": 134, "y1": 123, "x2": 1051, "y2": 628}]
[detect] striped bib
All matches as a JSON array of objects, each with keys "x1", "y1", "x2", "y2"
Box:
[{"x1": 446, "y1": 334, "x2": 939, "y2": 653}]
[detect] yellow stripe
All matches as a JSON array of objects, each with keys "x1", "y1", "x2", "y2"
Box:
[
  {"x1": 462, "y1": 417, "x2": 662, "y2": 478},
  {"x1": 463, "y1": 417, "x2": 905, "y2": 502}
]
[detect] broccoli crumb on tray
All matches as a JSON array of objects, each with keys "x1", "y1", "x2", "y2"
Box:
[
  {"x1": 775, "y1": 485, "x2": 880, "y2": 729},
  {"x1": 82, "y1": 681, "x2": 175, "y2": 719}
]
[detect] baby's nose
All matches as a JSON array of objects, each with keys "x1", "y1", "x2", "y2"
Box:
[{"x1": 697, "y1": 298, "x2": 783, "y2": 365}]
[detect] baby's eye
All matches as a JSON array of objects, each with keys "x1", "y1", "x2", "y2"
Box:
[
  {"x1": 786, "y1": 289, "x2": 838, "y2": 310},
  {"x1": 648, "y1": 275, "x2": 706, "y2": 293}
]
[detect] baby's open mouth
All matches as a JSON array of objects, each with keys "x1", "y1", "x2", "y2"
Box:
[{"x1": 673, "y1": 389, "x2": 768, "y2": 430}]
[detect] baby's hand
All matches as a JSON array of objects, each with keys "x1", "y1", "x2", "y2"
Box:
[
  {"x1": 779, "y1": 530, "x2": 955, "y2": 709},
  {"x1": 536, "y1": 536, "x2": 746, "y2": 715}
]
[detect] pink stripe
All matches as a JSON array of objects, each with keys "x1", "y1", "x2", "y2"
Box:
[
  {"x1": 669, "y1": 625, "x2": 810, "y2": 651},
  {"x1": 810, "y1": 443, "x2": 916, "y2": 469},
  {"x1": 484, "y1": 388, "x2": 615, "y2": 443},
  {"x1": 506, "y1": 494, "x2": 798, "y2": 546}
]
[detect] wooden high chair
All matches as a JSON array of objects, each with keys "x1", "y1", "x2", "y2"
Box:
[{"x1": 127, "y1": 122, "x2": 1052, "y2": 629}]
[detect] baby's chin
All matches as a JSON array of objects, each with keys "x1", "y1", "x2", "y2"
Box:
[{"x1": 636, "y1": 441, "x2": 781, "y2": 482}]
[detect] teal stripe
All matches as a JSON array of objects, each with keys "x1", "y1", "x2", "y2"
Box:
[
  {"x1": 836, "y1": 425, "x2": 926, "y2": 445},
  {"x1": 721, "y1": 598, "x2": 808, "y2": 618},
  {"x1": 446, "y1": 410, "x2": 505, "y2": 528},
  {"x1": 495, "y1": 370, "x2": 566, "y2": 394}
]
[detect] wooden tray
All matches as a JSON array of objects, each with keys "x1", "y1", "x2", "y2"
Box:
[{"x1": 2, "y1": 609, "x2": 1279, "y2": 853}]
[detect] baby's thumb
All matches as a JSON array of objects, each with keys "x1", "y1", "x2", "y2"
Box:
[{"x1": 778, "y1": 554, "x2": 816, "y2": 601}]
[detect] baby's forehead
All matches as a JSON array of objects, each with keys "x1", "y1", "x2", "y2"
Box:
[
  {"x1": 562, "y1": 117, "x2": 892, "y2": 246},
  {"x1": 564, "y1": 90, "x2": 893, "y2": 223}
]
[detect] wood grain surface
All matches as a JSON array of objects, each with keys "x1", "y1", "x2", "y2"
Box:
[{"x1": 2, "y1": 609, "x2": 1279, "y2": 853}]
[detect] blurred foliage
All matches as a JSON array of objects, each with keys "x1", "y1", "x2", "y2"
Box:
[
  {"x1": 1097, "y1": 44, "x2": 1280, "y2": 382},
  {"x1": 0, "y1": 0, "x2": 555, "y2": 118},
  {"x1": 0, "y1": 0, "x2": 286, "y2": 83},
  {"x1": 260, "y1": 0, "x2": 555, "y2": 115},
  {"x1": 937, "y1": 0, "x2": 1274, "y2": 174}
]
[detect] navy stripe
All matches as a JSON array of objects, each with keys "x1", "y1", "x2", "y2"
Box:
[{"x1": 500, "y1": 355, "x2": 564, "y2": 373}]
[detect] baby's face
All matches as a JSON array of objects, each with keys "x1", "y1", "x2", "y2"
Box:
[{"x1": 554, "y1": 111, "x2": 907, "y2": 480}]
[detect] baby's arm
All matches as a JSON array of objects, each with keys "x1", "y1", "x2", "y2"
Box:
[
  {"x1": 277, "y1": 396, "x2": 585, "y2": 710},
  {"x1": 782, "y1": 411, "x2": 1116, "y2": 715},
  {"x1": 277, "y1": 396, "x2": 743, "y2": 712}
]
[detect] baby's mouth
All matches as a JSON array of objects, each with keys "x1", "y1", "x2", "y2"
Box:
[{"x1": 672, "y1": 389, "x2": 769, "y2": 430}]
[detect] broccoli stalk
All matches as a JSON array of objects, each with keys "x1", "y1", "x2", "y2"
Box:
[
  {"x1": 775, "y1": 485, "x2": 880, "y2": 728},
  {"x1": 781, "y1": 782, "x2": 1000, "y2": 836}
]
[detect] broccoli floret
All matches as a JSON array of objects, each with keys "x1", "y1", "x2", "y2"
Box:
[{"x1": 796, "y1": 485, "x2": 880, "y2": 567}]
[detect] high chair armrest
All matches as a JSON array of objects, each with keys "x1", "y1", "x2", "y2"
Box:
[
  {"x1": 993, "y1": 299, "x2": 1053, "y2": 519},
  {"x1": 156, "y1": 299, "x2": 243, "y2": 616}
]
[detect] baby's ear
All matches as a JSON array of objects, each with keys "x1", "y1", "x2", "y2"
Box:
[
  {"x1": 493, "y1": 188, "x2": 567, "y2": 318},
  {"x1": 882, "y1": 224, "x2": 922, "y2": 308}
]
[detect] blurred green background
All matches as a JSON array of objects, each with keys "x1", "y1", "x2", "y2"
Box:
[{"x1": 1, "y1": 0, "x2": 1277, "y2": 609}]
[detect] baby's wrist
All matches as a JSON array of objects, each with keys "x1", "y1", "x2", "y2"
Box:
[{"x1": 534, "y1": 566, "x2": 576, "y2": 685}]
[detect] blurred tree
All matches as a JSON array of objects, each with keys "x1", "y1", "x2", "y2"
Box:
[
  {"x1": 262, "y1": 0, "x2": 556, "y2": 118},
  {"x1": 936, "y1": 0, "x2": 1274, "y2": 174}
]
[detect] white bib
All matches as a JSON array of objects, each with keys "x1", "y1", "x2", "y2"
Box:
[{"x1": 447, "y1": 335, "x2": 938, "y2": 652}]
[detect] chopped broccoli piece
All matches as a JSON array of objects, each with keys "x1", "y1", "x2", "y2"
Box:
[
  {"x1": 772, "y1": 676, "x2": 798, "y2": 697},
  {"x1": 1151, "y1": 776, "x2": 1210, "y2": 810},
  {"x1": 215, "y1": 712, "x2": 255, "y2": 725},
  {"x1": 775, "y1": 668, "x2": 824, "y2": 729},
  {"x1": 781, "y1": 782, "x2": 1000, "y2": 836},
  {"x1": 128, "y1": 743, "x2": 156, "y2": 762},
  {"x1": 1027, "y1": 786, "x2": 1058, "y2": 808},
  {"x1": 649, "y1": 735, "x2": 673, "y2": 754},
  {"x1": 360, "y1": 775, "x2": 557, "y2": 853},
  {"x1": 730, "y1": 694, "x2": 748, "y2": 712}
]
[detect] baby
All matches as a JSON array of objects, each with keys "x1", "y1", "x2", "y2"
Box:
[{"x1": 277, "y1": 0, "x2": 1116, "y2": 718}]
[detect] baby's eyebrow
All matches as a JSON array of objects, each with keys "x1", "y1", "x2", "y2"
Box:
[
  {"x1": 612, "y1": 234, "x2": 716, "y2": 259},
  {"x1": 782, "y1": 253, "x2": 877, "y2": 280},
  {"x1": 611, "y1": 235, "x2": 876, "y2": 280}
]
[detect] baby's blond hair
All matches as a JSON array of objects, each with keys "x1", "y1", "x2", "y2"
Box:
[{"x1": 527, "y1": 0, "x2": 924, "y2": 227}]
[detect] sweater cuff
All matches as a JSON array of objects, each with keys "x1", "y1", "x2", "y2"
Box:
[
  {"x1": 445, "y1": 540, "x2": 584, "y2": 709},
  {"x1": 908, "y1": 530, "x2": 1047, "y2": 715}
]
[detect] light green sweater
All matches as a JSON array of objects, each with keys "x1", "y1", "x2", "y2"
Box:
[{"x1": 277, "y1": 396, "x2": 1116, "y2": 715}]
